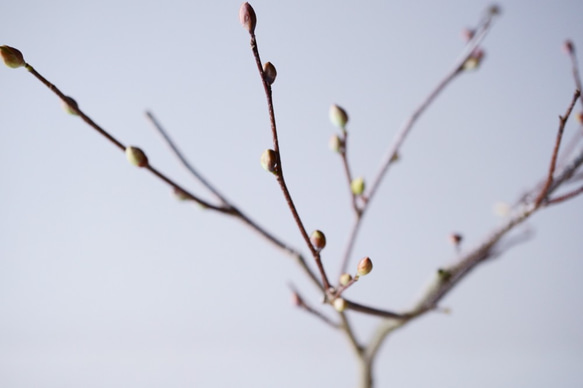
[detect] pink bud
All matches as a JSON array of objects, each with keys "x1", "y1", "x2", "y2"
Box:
[{"x1": 239, "y1": 2, "x2": 257, "y2": 34}]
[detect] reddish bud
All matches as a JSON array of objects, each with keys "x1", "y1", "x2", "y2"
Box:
[
  {"x1": 263, "y1": 61, "x2": 277, "y2": 85},
  {"x1": 0, "y1": 45, "x2": 25, "y2": 68},
  {"x1": 563, "y1": 40, "x2": 575, "y2": 55},
  {"x1": 357, "y1": 256, "x2": 373, "y2": 276},
  {"x1": 125, "y1": 146, "x2": 149, "y2": 167},
  {"x1": 291, "y1": 292, "x2": 303, "y2": 307},
  {"x1": 310, "y1": 230, "x2": 326, "y2": 251},
  {"x1": 448, "y1": 233, "x2": 463, "y2": 246},
  {"x1": 461, "y1": 28, "x2": 475, "y2": 42},
  {"x1": 239, "y1": 2, "x2": 257, "y2": 34},
  {"x1": 576, "y1": 111, "x2": 583, "y2": 124}
]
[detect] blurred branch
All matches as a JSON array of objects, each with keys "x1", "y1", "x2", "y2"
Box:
[{"x1": 339, "y1": 7, "x2": 500, "y2": 275}]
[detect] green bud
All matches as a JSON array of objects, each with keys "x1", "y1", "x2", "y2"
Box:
[
  {"x1": 333, "y1": 297, "x2": 347, "y2": 312},
  {"x1": 329, "y1": 104, "x2": 348, "y2": 129},
  {"x1": 350, "y1": 177, "x2": 365, "y2": 195},
  {"x1": 357, "y1": 256, "x2": 373, "y2": 276},
  {"x1": 462, "y1": 49, "x2": 485, "y2": 71},
  {"x1": 310, "y1": 230, "x2": 326, "y2": 251},
  {"x1": 173, "y1": 187, "x2": 191, "y2": 201},
  {"x1": 339, "y1": 273, "x2": 352, "y2": 286},
  {"x1": 125, "y1": 146, "x2": 149, "y2": 167},
  {"x1": 329, "y1": 134, "x2": 343, "y2": 153},
  {"x1": 239, "y1": 2, "x2": 257, "y2": 34},
  {"x1": 263, "y1": 61, "x2": 277, "y2": 85},
  {"x1": 260, "y1": 148, "x2": 278, "y2": 174},
  {"x1": 0, "y1": 45, "x2": 25, "y2": 68}
]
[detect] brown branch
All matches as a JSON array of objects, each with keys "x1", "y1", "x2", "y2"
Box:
[
  {"x1": 247, "y1": 32, "x2": 331, "y2": 291},
  {"x1": 24, "y1": 63, "x2": 231, "y2": 214},
  {"x1": 546, "y1": 185, "x2": 583, "y2": 206},
  {"x1": 534, "y1": 89, "x2": 581, "y2": 207},
  {"x1": 339, "y1": 130, "x2": 362, "y2": 215},
  {"x1": 290, "y1": 287, "x2": 340, "y2": 329},
  {"x1": 338, "y1": 7, "x2": 499, "y2": 275}
]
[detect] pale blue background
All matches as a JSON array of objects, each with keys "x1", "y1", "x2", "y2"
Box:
[{"x1": 1, "y1": 0, "x2": 582, "y2": 387}]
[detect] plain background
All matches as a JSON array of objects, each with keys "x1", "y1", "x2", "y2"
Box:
[{"x1": 1, "y1": 0, "x2": 582, "y2": 387}]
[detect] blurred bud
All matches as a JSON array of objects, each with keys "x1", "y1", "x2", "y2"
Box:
[
  {"x1": 173, "y1": 187, "x2": 191, "y2": 201},
  {"x1": 576, "y1": 111, "x2": 583, "y2": 124},
  {"x1": 493, "y1": 201, "x2": 510, "y2": 217},
  {"x1": 357, "y1": 256, "x2": 373, "y2": 276},
  {"x1": 488, "y1": 4, "x2": 501, "y2": 15},
  {"x1": 462, "y1": 48, "x2": 485, "y2": 71},
  {"x1": 339, "y1": 273, "x2": 352, "y2": 286},
  {"x1": 461, "y1": 28, "x2": 475, "y2": 42},
  {"x1": 125, "y1": 146, "x2": 149, "y2": 167},
  {"x1": 310, "y1": 230, "x2": 326, "y2": 251},
  {"x1": 291, "y1": 292, "x2": 303, "y2": 307},
  {"x1": 350, "y1": 177, "x2": 365, "y2": 195},
  {"x1": 0, "y1": 45, "x2": 25, "y2": 68},
  {"x1": 448, "y1": 233, "x2": 463, "y2": 246},
  {"x1": 260, "y1": 148, "x2": 278, "y2": 174},
  {"x1": 263, "y1": 61, "x2": 277, "y2": 85},
  {"x1": 390, "y1": 152, "x2": 400, "y2": 163},
  {"x1": 62, "y1": 96, "x2": 79, "y2": 116},
  {"x1": 437, "y1": 268, "x2": 452, "y2": 281},
  {"x1": 329, "y1": 134, "x2": 344, "y2": 153},
  {"x1": 329, "y1": 104, "x2": 348, "y2": 129},
  {"x1": 333, "y1": 297, "x2": 347, "y2": 312},
  {"x1": 239, "y1": 2, "x2": 257, "y2": 34},
  {"x1": 563, "y1": 40, "x2": 575, "y2": 55}
]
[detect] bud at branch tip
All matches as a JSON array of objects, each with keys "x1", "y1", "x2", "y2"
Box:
[{"x1": 239, "y1": 2, "x2": 257, "y2": 34}]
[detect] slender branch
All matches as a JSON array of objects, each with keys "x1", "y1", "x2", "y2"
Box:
[
  {"x1": 534, "y1": 89, "x2": 581, "y2": 207},
  {"x1": 24, "y1": 63, "x2": 231, "y2": 213},
  {"x1": 564, "y1": 41, "x2": 583, "y2": 109},
  {"x1": 290, "y1": 287, "x2": 340, "y2": 329},
  {"x1": 338, "y1": 9, "x2": 498, "y2": 274},
  {"x1": 546, "y1": 185, "x2": 583, "y2": 206},
  {"x1": 248, "y1": 33, "x2": 331, "y2": 290},
  {"x1": 145, "y1": 111, "x2": 324, "y2": 291},
  {"x1": 339, "y1": 130, "x2": 361, "y2": 215}
]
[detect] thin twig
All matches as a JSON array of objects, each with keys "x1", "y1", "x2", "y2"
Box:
[
  {"x1": 546, "y1": 185, "x2": 583, "y2": 205},
  {"x1": 339, "y1": 130, "x2": 361, "y2": 215},
  {"x1": 338, "y1": 9, "x2": 499, "y2": 275},
  {"x1": 145, "y1": 111, "x2": 324, "y2": 291},
  {"x1": 24, "y1": 63, "x2": 231, "y2": 213},
  {"x1": 247, "y1": 32, "x2": 331, "y2": 291},
  {"x1": 290, "y1": 286, "x2": 340, "y2": 329},
  {"x1": 534, "y1": 89, "x2": 581, "y2": 207}
]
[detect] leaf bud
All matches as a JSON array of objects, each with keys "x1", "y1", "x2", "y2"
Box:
[
  {"x1": 462, "y1": 48, "x2": 485, "y2": 71},
  {"x1": 125, "y1": 146, "x2": 149, "y2": 167},
  {"x1": 260, "y1": 148, "x2": 278, "y2": 174},
  {"x1": 339, "y1": 273, "x2": 352, "y2": 286},
  {"x1": 350, "y1": 177, "x2": 365, "y2": 196},
  {"x1": 576, "y1": 111, "x2": 583, "y2": 124},
  {"x1": 562, "y1": 40, "x2": 575, "y2": 55},
  {"x1": 448, "y1": 233, "x2": 463, "y2": 246},
  {"x1": 173, "y1": 187, "x2": 191, "y2": 201},
  {"x1": 488, "y1": 4, "x2": 501, "y2": 15},
  {"x1": 329, "y1": 134, "x2": 344, "y2": 153},
  {"x1": 62, "y1": 96, "x2": 79, "y2": 116},
  {"x1": 329, "y1": 104, "x2": 348, "y2": 129},
  {"x1": 310, "y1": 230, "x2": 326, "y2": 251},
  {"x1": 333, "y1": 297, "x2": 347, "y2": 312},
  {"x1": 239, "y1": 2, "x2": 257, "y2": 34},
  {"x1": 0, "y1": 45, "x2": 25, "y2": 68},
  {"x1": 263, "y1": 61, "x2": 277, "y2": 85},
  {"x1": 291, "y1": 292, "x2": 303, "y2": 307},
  {"x1": 357, "y1": 256, "x2": 373, "y2": 276}
]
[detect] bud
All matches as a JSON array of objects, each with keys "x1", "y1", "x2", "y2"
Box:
[
  {"x1": 329, "y1": 104, "x2": 348, "y2": 129},
  {"x1": 310, "y1": 230, "x2": 326, "y2": 251},
  {"x1": 462, "y1": 48, "x2": 485, "y2": 71},
  {"x1": 448, "y1": 233, "x2": 463, "y2": 246},
  {"x1": 291, "y1": 292, "x2": 303, "y2": 307},
  {"x1": 125, "y1": 146, "x2": 149, "y2": 167},
  {"x1": 62, "y1": 96, "x2": 79, "y2": 116},
  {"x1": 339, "y1": 273, "x2": 352, "y2": 286},
  {"x1": 260, "y1": 148, "x2": 278, "y2": 174},
  {"x1": 461, "y1": 28, "x2": 475, "y2": 42},
  {"x1": 329, "y1": 134, "x2": 344, "y2": 153},
  {"x1": 239, "y1": 2, "x2": 257, "y2": 34},
  {"x1": 390, "y1": 152, "x2": 400, "y2": 163},
  {"x1": 563, "y1": 40, "x2": 575, "y2": 55},
  {"x1": 173, "y1": 187, "x2": 191, "y2": 201},
  {"x1": 263, "y1": 61, "x2": 277, "y2": 85},
  {"x1": 488, "y1": 4, "x2": 501, "y2": 15},
  {"x1": 333, "y1": 297, "x2": 347, "y2": 312},
  {"x1": 357, "y1": 256, "x2": 373, "y2": 276},
  {"x1": 350, "y1": 177, "x2": 365, "y2": 195},
  {"x1": 576, "y1": 111, "x2": 583, "y2": 124},
  {"x1": 0, "y1": 45, "x2": 25, "y2": 68}
]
